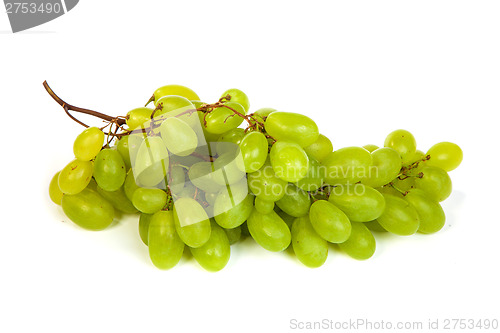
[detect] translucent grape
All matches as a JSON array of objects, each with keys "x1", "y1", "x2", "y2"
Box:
[
  {"x1": 322, "y1": 147, "x2": 373, "y2": 185},
  {"x1": 124, "y1": 169, "x2": 140, "y2": 201},
  {"x1": 204, "y1": 192, "x2": 217, "y2": 206},
  {"x1": 254, "y1": 197, "x2": 274, "y2": 214},
  {"x1": 384, "y1": 129, "x2": 417, "y2": 164},
  {"x1": 247, "y1": 209, "x2": 291, "y2": 252},
  {"x1": 148, "y1": 211, "x2": 184, "y2": 270},
  {"x1": 404, "y1": 189, "x2": 446, "y2": 234},
  {"x1": 377, "y1": 193, "x2": 420, "y2": 236},
  {"x1": 167, "y1": 165, "x2": 186, "y2": 195},
  {"x1": 173, "y1": 197, "x2": 211, "y2": 248},
  {"x1": 204, "y1": 102, "x2": 245, "y2": 134},
  {"x1": 190, "y1": 221, "x2": 230, "y2": 272},
  {"x1": 247, "y1": 160, "x2": 288, "y2": 201},
  {"x1": 265, "y1": 112, "x2": 319, "y2": 147},
  {"x1": 61, "y1": 188, "x2": 114, "y2": 231},
  {"x1": 116, "y1": 135, "x2": 132, "y2": 169},
  {"x1": 94, "y1": 148, "x2": 126, "y2": 192},
  {"x1": 338, "y1": 222, "x2": 376, "y2": 260},
  {"x1": 58, "y1": 159, "x2": 93, "y2": 195},
  {"x1": 221, "y1": 88, "x2": 250, "y2": 113},
  {"x1": 49, "y1": 171, "x2": 63, "y2": 205},
  {"x1": 217, "y1": 128, "x2": 245, "y2": 155},
  {"x1": 126, "y1": 107, "x2": 152, "y2": 130},
  {"x1": 188, "y1": 161, "x2": 223, "y2": 193},
  {"x1": 328, "y1": 184, "x2": 385, "y2": 222},
  {"x1": 132, "y1": 188, "x2": 167, "y2": 214},
  {"x1": 160, "y1": 117, "x2": 198, "y2": 156},
  {"x1": 139, "y1": 213, "x2": 153, "y2": 245},
  {"x1": 276, "y1": 184, "x2": 311, "y2": 217},
  {"x1": 238, "y1": 131, "x2": 268, "y2": 173},
  {"x1": 414, "y1": 166, "x2": 452, "y2": 202},
  {"x1": 152, "y1": 84, "x2": 200, "y2": 104},
  {"x1": 73, "y1": 127, "x2": 104, "y2": 161},
  {"x1": 363, "y1": 147, "x2": 402, "y2": 188},
  {"x1": 270, "y1": 141, "x2": 309, "y2": 182},
  {"x1": 224, "y1": 226, "x2": 242, "y2": 245},
  {"x1": 292, "y1": 216, "x2": 328, "y2": 268},
  {"x1": 294, "y1": 157, "x2": 324, "y2": 192},
  {"x1": 212, "y1": 151, "x2": 246, "y2": 185},
  {"x1": 155, "y1": 96, "x2": 200, "y2": 129},
  {"x1": 96, "y1": 186, "x2": 138, "y2": 214},
  {"x1": 214, "y1": 191, "x2": 253, "y2": 229},
  {"x1": 133, "y1": 136, "x2": 169, "y2": 187},
  {"x1": 309, "y1": 200, "x2": 352, "y2": 243},
  {"x1": 426, "y1": 142, "x2": 463, "y2": 171},
  {"x1": 363, "y1": 144, "x2": 379, "y2": 153},
  {"x1": 304, "y1": 134, "x2": 333, "y2": 163}
]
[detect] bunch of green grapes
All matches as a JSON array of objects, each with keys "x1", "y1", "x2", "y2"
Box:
[{"x1": 48, "y1": 83, "x2": 463, "y2": 271}]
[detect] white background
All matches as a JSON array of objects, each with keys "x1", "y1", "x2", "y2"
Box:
[{"x1": 1, "y1": 1, "x2": 499, "y2": 332}]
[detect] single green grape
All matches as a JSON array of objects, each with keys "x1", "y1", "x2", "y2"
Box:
[
  {"x1": 309, "y1": 200, "x2": 351, "y2": 243},
  {"x1": 155, "y1": 96, "x2": 200, "y2": 129},
  {"x1": 377, "y1": 193, "x2": 420, "y2": 236},
  {"x1": 270, "y1": 141, "x2": 309, "y2": 182},
  {"x1": 384, "y1": 129, "x2": 417, "y2": 164},
  {"x1": 425, "y1": 142, "x2": 463, "y2": 171},
  {"x1": 247, "y1": 160, "x2": 288, "y2": 201},
  {"x1": 364, "y1": 220, "x2": 387, "y2": 232},
  {"x1": 61, "y1": 188, "x2": 114, "y2": 231},
  {"x1": 276, "y1": 184, "x2": 311, "y2": 217},
  {"x1": 265, "y1": 112, "x2": 319, "y2": 147},
  {"x1": 124, "y1": 169, "x2": 140, "y2": 201},
  {"x1": 224, "y1": 226, "x2": 242, "y2": 245},
  {"x1": 173, "y1": 197, "x2": 211, "y2": 248},
  {"x1": 238, "y1": 131, "x2": 268, "y2": 173},
  {"x1": 73, "y1": 127, "x2": 104, "y2": 161},
  {"x1": 214, "y1": 192, "x2": 253, "y2": 229},
  {"x1": 152, "y1": 84, "x2": 200, "y2": 105},
  {"x1": 247, "y1": 209, "x2": 291, "y2": 252},
  {"x1": 94, "y1": 148, "x2": 126, "y2": 192},
  {"x1": 204, "y1": 102, "x2": 245, "y2": 134},
  {"x1": 328, "y1": 184, "x2": 385, "y2": 222},
  {"x1": 132, "y1": 188, "x2": 167, "y2": 214},
  {"x1": 126, "y1": 107, "x2": 153, "y2": 130},
  {"x1": 250, "y1": 107, "x2": 276, "y2": 125},
  {"x1": 188, "y1": 161, "x2": 223, "y2": 193},
  {"x1": 58, "y1": 159, "x2": 93, "y2": 195},
  {"x1": 291, "y1": 216, "x2": 328, "y2": 268},
  {"x1": 294, "y1": 157, "x2": 324, "y2": 192},
  {"x1": 217, "y1": 128, "x2": 245, "y2": 155},
  {"x1": 167, "y1": 165, "x2": 186, "y2": 195},
  {"x1": 304, "y1": 134, "x2": 333, "y2": 163},
  {"x1": 148, "y1": 210, "x2": 184, "y2": 270},
  {"x1": 96, "y1": 185, "x2": 138, "y2": 214},
  {"x1": 139, "y1": 213, "x2": 153, "y2": 245},
  {"x1": 116, "y1": 135, "x2": 132, "y2": 169},
  {"x1": 414, "y1": 166, "x2": 452, "y2": 202},
  {"x1": 221, "y1": 88, "x2": 250, "y2": 113},
  {"x1": 363, "y1": 147, "x2": 402, "y2": 188},
  {"x1": 322, "y1": 147, "x2": 373, "y2": 185},
  {"x1": 49, "y1": 171, "x2": 63, "y2": 205},
  {"x1": 403, "y1": 149, "x2": 425, "y2": 167},
  {"x1": 404, "y1": 189, "x2": 446, "y2": 234},
  {"x1": 134, "y1": 136, "x2": 169, "y2": 187},
  {"x1": 338, "y1": 222, "x2": 376, "y2": 260},
  {"x1": 363, "y1": 144, "x2": 379, "y2": 153},
  {"x1": 160, "y1": 117, "x2": 198, "y2": 156},
  {"x1": 204, "y1": 191, "x2": 217, "y2": 206},
  {"x1": 276, "y1": 208, "x2": 295, "y2": 230},
  {"x1": 254, "y1": 196, "x2": 275, "y2": 214},
  {"x1": 190, "y1": 221, "x2": 231, "y2": 272}
]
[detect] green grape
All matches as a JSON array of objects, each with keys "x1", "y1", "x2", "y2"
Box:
[
  {"x1": 61, "y1": 188, "x2": 114, "y2": 231},
  {"x1": 205, "y1": 192, "x2": 217, "y2": 206},
  {"x1": 204, "y1": 102, "x2": 245, "y2": 134},
  {"x1": 124, "y1": 169, "x2": 140, "y2": 201},
  {"x1": 96, "y1": 186, "x2": 138, "y2": 214},
  {"x1": 247, "y1": 160, "x2": 288, "y2": 201},
  {"x1": 238, "y1": 131, "x2": 268, "y2": 173},
  {"x1": 139, "y1": 213, "x2": 153, "y2": 245},
  {"x1": 86, "y1": 178, "x2": 98, "y2": 192},
  {"x1": 160, "y1": 117, "x2": 198, "y2": 156},
  {"x1": 240, "y1": 221, "x2": 250, "y2": 238},
  {"x1": 384, "y1": 129, "x2": 417, "y2": 164},
  {"x1": 190, "y1": 221, "x2": 230, "y2": 272},
  {"x1": 58, "y1": 159, "x2": 93, "y2": 195},
  {"x1": 309, "y1": 200, "x2": 351, "y2": 243},
  {"x1": 390, "y1": 177, "x2": 416, "y2": 192},
  {"x1": 212, "y1": 151, "x2": 246, "y2": 185},
  {"x1": 304, "y1": 134, "x2": 333, "y2": 163},
  {"x1": 132, "y1": 188, "x2": 167, "y2": 214},
  {"x1": 364, "y1": 220, "x2": 387, "y2": 232},
  {"x1": 94, "y1": 148, "x2": 126, "y2": 192},
  {"x1": 250, "y1": 107, "x2": 276, "y2": 125},
  {"x1": 276, "y1": 184, "x2": 311, "y2": 217},
  {"x1": 224, "y1": 226, "x2": 242, "y2": 245},
  {"x1": 173, "y1": 197, "x2": 211, "y2": 248},
  {"x1": 295, "y1": 157, "x2": 324, "y2": 192},
  {"x1": 167, "y1": 165, "x2": 186, "y2": 195},
  {"x1": 214, "y1": 190, "x2": 253, "y2": 229},
  {"x1": 270, "y1": 141, "x2": 309, "y2": 182},
  {"x1": 291, "y1": 216, "x2": 328, "y2": 268},
  {"x1": 49, "y1": 171, "x2": 63, "y2": 205},
  {"x1": 276, "y1": 208, "x2": 295, "y2": 229},
  {"x1": 134, "y1": 136, "x2": 169, "y2": 187},
  {"x1": 414, "y1": 166, "x2": 452, "y2": 202},
  {"x1": 221, "y1": 88, "x2": 250, "y2": 113},
  {"x1": 363, "y1": 144, "x2": 379, "y2": 153},
  {"x1": 363, "y1": 147, "x2": 402, "y2": 188},
  {"x1": 338, "y1": 222, "x2": 376, "y2": 260},
  {"x1": 403, "y1": 149, "x2": 425, "y2": 167},
  {"x1": 126, "y1": 107, "x2": 153, "y2": 130},
  {"x1": 116, "y1": 136, "x2": 132, "y2": 169},
  {"x1": 322, "y1": 147, "x2": 373, "y2": 185},
  {"x1": 152, "y1": 84, "x2": 200, "y2": 104},
  {"x1": 377, "y1": 193, "x2": 420, "y2": 235},
  {"x1": 148, "y1": 211, "x2": 184, "y2": 270},
  {"x1": 265, "y1": 112, "x2": 319, "y2": 147},
  {"x1": 247, "y1": 209, "x2": 291, "y2": 252},
  {"x1": 426, "y1": 142, "x2": 463, "y2": 171},
  {"x1": 188, "y1": 161, "x2": 223, "y2": 193},
  {"x1": 404, "y1": 189, "x2": 446, "y2": 234},
  {"x1": 328, "y1": 184, "x2": 385, "y2": 222},
  {"x1": 73, "y1": 127, "x2": 104, "y2": 161},
  {"x1": 254, "y1": 196, "x2": 274, "y2": 214},
  {"x1": 155, "y1": 96, "x2": 200, "y2": 129},
  {"x1": 217, "y1": 128, "x2": 245, "y2": 155}
]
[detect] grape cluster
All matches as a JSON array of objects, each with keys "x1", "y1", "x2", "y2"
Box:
[{"x1": 48, "y1": 83, "x2": 463, "y2": 271}]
